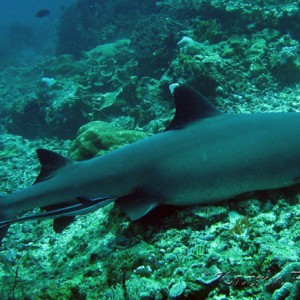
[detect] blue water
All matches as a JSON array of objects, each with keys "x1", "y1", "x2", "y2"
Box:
[
  {"x1": 0, "y1": 0, "x2": 75, "y2": 26},
  {"x1": 0, "y1": 0, "x2": 76, "y2": 63}
]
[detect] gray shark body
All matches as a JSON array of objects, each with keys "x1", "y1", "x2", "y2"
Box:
[{"x1": 1, "y1": 84, "x2": 300, "y2": 241}]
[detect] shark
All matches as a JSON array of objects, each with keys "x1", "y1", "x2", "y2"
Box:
[{"x1": 1, "y1": 83, "x2": 300, "y2": 242}]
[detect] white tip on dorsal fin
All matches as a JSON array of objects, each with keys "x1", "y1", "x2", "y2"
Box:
[
  {"x1": 169, "y1": 83, "x2": 180, "y2": 95},
  {"x1": 165, "y1": 84, "x2": 223, "y2": 131}
]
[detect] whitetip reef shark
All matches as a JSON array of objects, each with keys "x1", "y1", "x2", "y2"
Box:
[{"x1": 1, "y1": 84, "x2": 300, "y2": 242}]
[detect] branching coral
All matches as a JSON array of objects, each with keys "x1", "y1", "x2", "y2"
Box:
[{"x1": 266, "y1": 262, "x2": 300, "y2": 300}]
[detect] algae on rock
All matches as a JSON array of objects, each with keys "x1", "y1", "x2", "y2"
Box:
[{"x1": 69, "y1": 121, "x2": 148, "y2": 160}]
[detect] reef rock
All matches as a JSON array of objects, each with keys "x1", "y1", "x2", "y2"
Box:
[{"x1": 69, "y1": 121, "x2": 148, "y2": 160}]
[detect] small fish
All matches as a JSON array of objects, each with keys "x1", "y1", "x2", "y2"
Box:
[{"x1": 35, "y1": 9, "x2": 50, "y2": 18}]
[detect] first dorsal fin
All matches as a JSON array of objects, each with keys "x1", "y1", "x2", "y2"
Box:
[
  {"x1": 165, "y1": 84, "x2": 222, "y2": 131},
  {"x1": 34, "y1": 148, "x2": 72, "y2": 184}
]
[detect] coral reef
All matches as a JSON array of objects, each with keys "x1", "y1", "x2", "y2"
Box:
[
  {"x1": 1, "y1": 0, "x2": 300, "y2": 299},
  {"x1": 56, "y1": 0, "x2": 157, "y2": 58},
  {"x1": 1, "y1": 39, "x2": 167, "y2": 139}
]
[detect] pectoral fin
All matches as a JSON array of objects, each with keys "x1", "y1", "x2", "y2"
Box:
[{"x1": 116, "y1": 195, "x2": 158, "y2": 221}]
